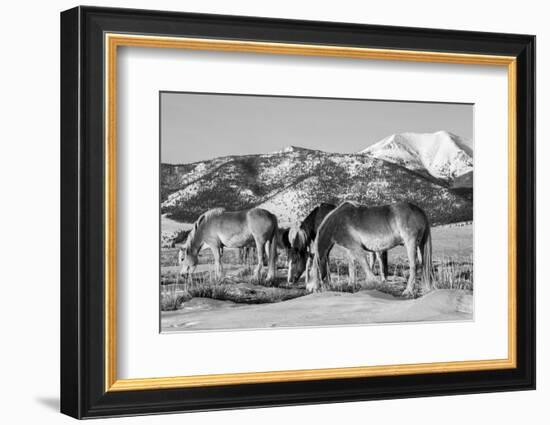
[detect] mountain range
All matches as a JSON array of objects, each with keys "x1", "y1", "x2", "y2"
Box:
[
  {"x1": 161, "y1": 131, "x2": 473, "y2": 227},
  {"x1": 360, "y1": 130, "x2": 472, "y2": 181}
]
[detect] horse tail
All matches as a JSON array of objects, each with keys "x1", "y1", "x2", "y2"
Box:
[{"x1": 421, "y1": 224, "x2": 434, "y2": 290}]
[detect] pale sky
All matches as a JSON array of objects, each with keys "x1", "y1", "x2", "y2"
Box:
[{"x1": 161, "y1": 92, "x2": 473, "y2": 165}]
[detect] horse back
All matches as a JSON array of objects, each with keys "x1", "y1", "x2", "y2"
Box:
[
  {"x1": 337, "y1": 202, "x2": 428, "y2": 250},
  {"x1": 246, "y1": 208, "x2": 278, "y2": 236},
  {"x1": 389, "y1": 202, "x2": 430, "y2": 233},
  {"x1": 210, "y1": 208, "x2": 276, "y2": 248},
  {"x1": 351, "y1": 204, "x2": 399, "y2": 240},
  {"x1": 206, "y1": 210, "x2": 250, "y2": 247}
]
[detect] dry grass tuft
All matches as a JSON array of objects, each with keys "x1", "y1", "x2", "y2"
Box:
[
  {"x1": 433, "y1": 256, "x2": 473, "y2": 291},
  {"x1": 160, "y1": 247, "x2": 473, "y2": 310}
]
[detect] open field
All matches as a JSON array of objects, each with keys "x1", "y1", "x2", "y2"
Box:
[{"x1": 160, "y1": 222, "x2": 473, "y2": 331}]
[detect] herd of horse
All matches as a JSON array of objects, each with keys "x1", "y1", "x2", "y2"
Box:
[{"x1": 177, "y1": 201, "x2": 434, "y2": 297}]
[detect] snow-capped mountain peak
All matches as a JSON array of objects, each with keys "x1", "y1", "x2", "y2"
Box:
[{"x1": 360, "y1": 130, "x2": 473, "y2": 181}]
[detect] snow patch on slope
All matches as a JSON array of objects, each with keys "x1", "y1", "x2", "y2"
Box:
[
  {"x1": 271, "y1": 145, "x2": 319, "y2": 154},
  {"x1": 360, "y1": 131, "x2": 473, "y2": 181}
]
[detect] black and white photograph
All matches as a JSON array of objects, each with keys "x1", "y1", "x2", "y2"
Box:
[{"x1": 160, "y1": 92, "x2": 474, "y2": 332}]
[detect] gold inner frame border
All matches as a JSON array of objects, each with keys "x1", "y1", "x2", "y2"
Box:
[{"x1": 104, "y1": 33, "x2": 517, "y2": 392}]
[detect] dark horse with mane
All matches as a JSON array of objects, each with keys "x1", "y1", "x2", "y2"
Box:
[
  {"x1": 288, "y1": 203, "x2": 387, "y2": 284},
  {"x1": 308, "y1": 201, "x2": 433, "y2": 297},
  {"x1": 287, "y1": 203, "x2": 335, "y2": 283}
]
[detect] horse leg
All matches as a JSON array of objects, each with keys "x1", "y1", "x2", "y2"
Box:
[
  {"x1": 304, "y1": 255, "x2": 311, "y2": 284},
  {"x1": 343, "y1": 249, "x2": 364, "y2": 285},
  {"x1": 239, "y1": 248, "x2": 244, "y2": 264},
  {"x1": 377, "y1": 251, "x2": 388, "y2": 281},
  {"x1": 358, "y1": 253, "x2": 378, "y2": 287},
  {"x1": 306, "y1": 254, "x2": 324, "y2": 292},
  {"x1": 266, "y1": 236, "x2": 277, "y2": 284},
  {"x1": 402, "y1": 240, "x2": 417, "y2": 298},
  {"x1": 253, "y1": 238, "x2": 265, "y2": 283},
  {"x1": 218, "y1": 248, "x2": 224, "y2": 280},
  {"x1": 287, "y1": 258, "x2": 293, "y2": 284},
  {"x1": 211, "y1": 246, "x2": 223, "y2": 282},
  {"x1": 367, "y1": 252, "x2": 375, "y2": 270},
  {"x1": 263, "y1": 241, "x2": 270, "y2": 267},
  {"x1": 251, "y1": 247, "x2": 257, "y2": 264},
  {"x1": 348, "y1": 255, "x2": 356, "y2": 285}
]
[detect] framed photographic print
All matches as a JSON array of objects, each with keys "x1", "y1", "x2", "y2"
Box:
[{"x1": 60, "y1": 6, "x2": 535, "y2": 419}]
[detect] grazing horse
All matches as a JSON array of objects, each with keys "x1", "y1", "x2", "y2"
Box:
[
  {"x1": 288, "y1": 203, "x2": 387, "y2": 284},
  {"x1": 287, "y1": 203, "x2": 335, "y2": 283},
  {"x1": 178, "y1": 207, "x2": 278, "y2": 283},
  {"x1": 277, "y1": 226, "x2": 307, "y2": 283},
  {"x1": 308, "y1": 201, "x2": 433, "y2": 297}
]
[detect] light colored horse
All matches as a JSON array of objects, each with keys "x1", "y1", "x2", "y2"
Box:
[
  {"x1": 178, "y1": 207, "x2": 278, "y2": 283},
  {"x1": 308, "y1": 201, "x2": 433, "y2": 297}
]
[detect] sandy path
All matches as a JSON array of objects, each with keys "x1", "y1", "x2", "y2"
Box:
[{"x1": 162, "y1": 289, "x2": 472, "y2": 332}]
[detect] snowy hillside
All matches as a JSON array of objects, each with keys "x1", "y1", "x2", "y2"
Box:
[
  {"x1": 161, "y1": 143, "x2": 473, "y2": 228},
  {"x1": 360, "y1": 131, "x2": 473, "y2": 182}
]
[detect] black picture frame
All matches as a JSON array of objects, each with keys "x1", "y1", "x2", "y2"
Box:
[{"x1": 61, "y1": 5, "x2": 535, "y2": 419}]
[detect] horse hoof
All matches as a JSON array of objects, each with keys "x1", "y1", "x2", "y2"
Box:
[
  {"x1": 401, "y1": 289, "x2": 414, "y2": 298},
  {"x1": 306, "y1": 282, "x2": 318, "y2": 293}
]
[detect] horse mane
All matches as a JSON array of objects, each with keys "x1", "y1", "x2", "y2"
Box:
[
  {"x1": 289, "y1": 226, "x2": 308, "y2": 250},
  {"x1": 315, "y1": 201, "x2": 355, "y2": 236},
  {"x1": 294, "y1": 203, "x2": 336, "y2": 250},
  {"x1": 277, "y1": 227, "x2": 291, "y2": 249},
  {"x1": 184, "y1": 207, "x2": 225, "y2": 249},
  {"x1": 299, "y1": 205, "x2": 320, "y2": 238}
]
